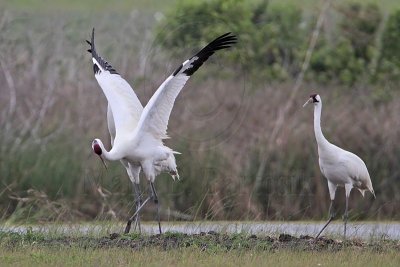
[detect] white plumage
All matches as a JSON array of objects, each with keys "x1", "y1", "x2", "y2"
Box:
[
  {"x1": 87, "y1": 28, "x2": 237, "y2": 234},
  {"x1": 107, "y1": 105, "x2": 143, "y2": 232},
  {"x1": 303, "y1": 94, "x2": 375, "y2": 239}
]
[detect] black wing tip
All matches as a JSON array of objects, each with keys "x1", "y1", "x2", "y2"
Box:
[
  {"x1": 216, "y1": 32, "x2": 235, "y2": 40},
  {"x1": 85, "y1": 28, "x2": 95, "y2": 56},
  {"x1": 217, "y1": 32, "x2": 237, "y2": 40},
  {"x1": 181, "y1": 32, "x2": 237, "y2": 76},
  {"x1": 172, "y1": 64, "x2": 183, "y2": 76},
  {"x1": 213, "y1": 32, "x2": 237, "y2": 42},
  {"x1": 200, "y1": 32, "x2": 237, "y2": 55},
  {"x1": 91, "y1": 28, "x2": 95, "y2": 54},
  {"x1": 209, "y1": 32, "x2": 238, "y2": 50},
  {"x1": 86, "y1": 27, "x2": 119, "y2": 75}
]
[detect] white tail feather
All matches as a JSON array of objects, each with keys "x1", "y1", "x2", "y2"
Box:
[{"x1": 154, "y1": 151, "x2": 179, "y2": 180}]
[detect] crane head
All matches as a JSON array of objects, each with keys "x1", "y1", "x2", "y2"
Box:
[
  {"x1": 92, "y1": 139, "x2": 108, "y2": 169},
  {"x1": 303, "y1": 94, "x2": 321, "y2": 107}
]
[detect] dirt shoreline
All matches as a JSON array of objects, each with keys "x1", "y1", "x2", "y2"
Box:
[{"x1": 2, "y1": 231, "x2": 399, "y2": 252}]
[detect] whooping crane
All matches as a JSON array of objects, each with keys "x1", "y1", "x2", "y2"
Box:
[
  {"x1": 303, "y1": 94, "x2": 375, "y2": 239},
  {"x1": 86, "y1": 30, "x2": 148, "y2": 234},
  {"x1": 87, "y1": 28, "x2": 237, "y2": 234}
]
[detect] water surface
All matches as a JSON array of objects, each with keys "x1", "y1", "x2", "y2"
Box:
[{"x1": 1, "y1": 221, "x2": 399, "y2": 240}]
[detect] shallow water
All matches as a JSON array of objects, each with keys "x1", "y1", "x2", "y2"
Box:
[{"x1": 1, "y1": 221, "x2": 399, "y2": 240}]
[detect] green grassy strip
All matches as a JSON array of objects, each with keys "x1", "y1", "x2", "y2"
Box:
[{"x1": 0, "y1": 243, "x2": 399, "y2": 267}]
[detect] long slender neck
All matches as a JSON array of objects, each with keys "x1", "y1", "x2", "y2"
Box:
[
  {"x1": 313, "y1": 101, "x2": 330, "y2": 149},
  {"x1": 97, "y1": 139, "x2": 122, "y2": 161}
]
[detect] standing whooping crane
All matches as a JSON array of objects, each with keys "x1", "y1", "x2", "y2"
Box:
[
  {"x1": 87, "y1": 28, "x2": 237, "y2": 234},
  {"x1": 303, "y1": 94, "x2": 375, "y2": 239}
]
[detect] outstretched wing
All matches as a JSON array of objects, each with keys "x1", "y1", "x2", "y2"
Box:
[
  {"x1": 87, "y1": 28, "x2": 143, "y2": 137},
  {"x1": 135, "y1": 32, "x2": 237, "y2": 140}
]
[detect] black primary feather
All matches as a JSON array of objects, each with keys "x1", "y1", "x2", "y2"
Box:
[
  {"x1": 180, "y1": 32, "x2": 237, "y2": 76},
  {"x1": 172, "y1": 64, "x2": 183, "y2": 76},
  {"x1": 86, "y1": 28, "x2": 118, "y2": 75}
]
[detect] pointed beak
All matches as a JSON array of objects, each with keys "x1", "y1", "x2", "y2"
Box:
[
  {"x1": 170, "y1": 171, "x2": 180, "y2": 181},
  {"x1": 98, "y1": 155, "x2": 108, "y2": 170},
  {"x1": 303, "y1": 98, "x2": 312, "y2": 107}
]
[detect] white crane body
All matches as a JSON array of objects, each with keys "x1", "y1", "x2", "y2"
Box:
[
  {"x1": 304, "y1": 94, "x2": 375, "y2": 239},
  {"x1": 319, "y1": 146, "x2": 373, "y2": 196},
  {"x1": 87, "y1": 29, "x2": 237, "y2": 233}
]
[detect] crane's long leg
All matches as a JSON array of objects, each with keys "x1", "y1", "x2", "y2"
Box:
[
  {"x1": 132, "y1": 182, "x2": 142, "y2": 233},
  {"x1": 150, "y1": 182, "x2": 162, "y2": 234},
  {"x1": 316, "y1": 182, "x2": 337, "y2": 239},
  {"x1": 125, "y1": 196, "x2": 151, "y2": 233},
  {"x1": 344, "y1": 197, "x2": 348, "y2": 240},
  {"x1": 125, "y1": 181, "x2": 162, "y2": 234},
  {"x1": 124, "y1": 163, "x2": 143, "y2": 234},
  {"x1": 124, "y1": 184, "x2": 140, "y2": 234},
  {"x1": 343, "y1": 184, "x2": 353, "y2": 240},
  {"x1": 315, "y1": 200, "x2": 335, "y2": 238}
]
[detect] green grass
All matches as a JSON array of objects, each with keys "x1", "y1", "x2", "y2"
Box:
[
  {"x1": 1, "y1": 229, "x2": 399, "y2": 266},
  {"x1": 0, "y1": 246, "x2": 399, "y2": 267}
]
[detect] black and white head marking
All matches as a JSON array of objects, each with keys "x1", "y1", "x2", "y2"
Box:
[{"x1": 310, "y1": 94, "x2": 320, "y2": 103}]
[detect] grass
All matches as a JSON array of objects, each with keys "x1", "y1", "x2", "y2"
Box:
[
  {"x1": 1, "y1": 247, "x2": 399, "y2": 267},
  {"x1": 0, "y1": 229, "x2": 399, "y2": 267}
]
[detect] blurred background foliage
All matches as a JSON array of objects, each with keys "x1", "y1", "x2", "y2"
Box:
[
  {"x1": 157, "y1": 0, "x2": 400, "y2": 86},
  {"x1": 0, "y1": 0, "x2": 399, "y2": 223}
]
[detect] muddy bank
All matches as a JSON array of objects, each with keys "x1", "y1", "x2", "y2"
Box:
[{"x1": 2, "y1": 231, "x2": 399, "y2": 252}]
